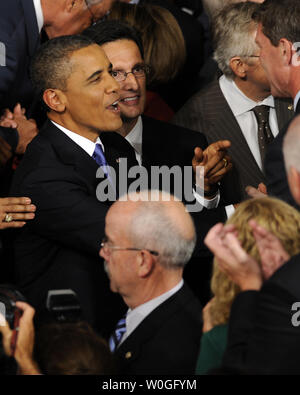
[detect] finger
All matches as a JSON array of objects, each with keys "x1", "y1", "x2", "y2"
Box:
[
  {"x1": 245, "y1": 185, "x2": 261, "y2": 198},
  {"x1": 0, "y1": 120, "x2": 18, "y2": 128},
  {"x1": 208, "y1": 140, "x2": 231, "y2": 152},
  {"x1": 13, "y1": 103, "x2": 23, "y2": 117},
  {"x1": 1, "y1": 213, "x2": 35, "y2": 221},
  {"x1": 204, "y1": 151, "x2": 228, "y2": 176},
  {"x1": 0, "y1": 204, "x2": 36, "y2": 213},
  {"x1": 258, "y1": 182, "x2": 267, "y2": 194},
  {"x1": 2, "y1": 109, "x2": 13, "y2": 119},
  {"x1": 15, "y1": 302, "x2": 35, "y2": 322},
  {"x1": 0, "y1": 197, "x2": 32, "y2": 206},
  {"x1": 204, "y1": 222, "x2": 225, "y2": 250},
  {"x1": 224, "y1": 233, "x2": 250, "y2": 263},
  {"x1": 0, "y1": 221, "x2": 26, "y2": 229},
  {"x1": 207, "y1": 163, "x2": 233, "y2": 183},
  {"x1": 193, "y1": 147, "x2": 204, "y2": 163}
]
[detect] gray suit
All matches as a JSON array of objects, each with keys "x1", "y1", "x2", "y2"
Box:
[{"x1": 173, "y1": 80, "x2": 293, "y2": 201}]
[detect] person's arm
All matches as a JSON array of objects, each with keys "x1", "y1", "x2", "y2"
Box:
[{"x1": 0, "y1": 301, "x2": 40, "y2": 375}]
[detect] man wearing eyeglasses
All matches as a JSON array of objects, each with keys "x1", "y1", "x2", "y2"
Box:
[
  {"x1": 0, "y1": 0, "x2": 106, "y2": 157},
  {"x1": 173, "y1": 1, "x2": 293, "y2": 202},
  {"x1": 83, "y1": 20, "x2": 234, "y2": 306},
  {"x1": 100, "y1": 190, "x2": 203, "y2": 374}
]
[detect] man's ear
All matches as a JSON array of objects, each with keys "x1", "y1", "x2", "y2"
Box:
[
  {"x1": 43, "y1": 89, "x2": 66, "y2": 113},
  {"x1": 279, "y1": 38, "x2": 294, "y2": 66},
  {"x1": 230, "y1": 56, "x2": 248, "y2": 78},
  {"x1": 137, "y1": 251, "x2": 155, "y2": 278},
  {"x1": 288, "y1": 166, "x2": 300, "y2": 204}
]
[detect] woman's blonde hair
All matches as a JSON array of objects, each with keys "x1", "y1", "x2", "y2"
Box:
[
  {"x1": 210, "y1": 197, "x2": 300, "y2": 327},
  {"x1": 108, "y1": 2, "x2": 186, "y2": 86}
]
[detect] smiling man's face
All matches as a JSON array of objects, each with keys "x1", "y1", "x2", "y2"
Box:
[{"x1": 101, "y1": 39, "x2": 147, "y2": 132}]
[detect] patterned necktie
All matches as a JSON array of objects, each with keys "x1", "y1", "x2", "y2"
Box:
[
  {"x1": 252, "y1": 105, "x2": 274, "y2": 163},
  {"x1": 92, "y1": 143, "x2": 112, "y2": 182},
  {"x1": 109, "y1": 315, "x2": 127, "y2": 352}
]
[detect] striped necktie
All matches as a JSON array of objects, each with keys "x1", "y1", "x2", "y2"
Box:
[{"x1": 109, "y1": 315, "x2": 127, "y2": 352}]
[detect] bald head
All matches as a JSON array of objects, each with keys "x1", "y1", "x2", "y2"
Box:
[{"x1": 107, "y1": 191, "x2": 196, "y2": 269}]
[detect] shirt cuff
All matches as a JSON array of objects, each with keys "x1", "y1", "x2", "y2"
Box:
[
  {"x1": 225, "y1": 204, "x2": 235, "y2": 218},
  {"x1": 193, "y1": 188, "x2": 220, "y2": 209}
]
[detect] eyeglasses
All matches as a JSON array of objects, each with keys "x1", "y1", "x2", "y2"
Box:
[
  {"x1": 240, "y1": 55, "x2": 260, "y2": 58},
  {"x1": 110, "y1": 65, "x2": 150, "y2": 82},
  {"x1": 84, "y1": 0, "x2": 97, "y2": 26},
  {"x1": 101, "y1": 237, "x2": 159, "y2": 256}
]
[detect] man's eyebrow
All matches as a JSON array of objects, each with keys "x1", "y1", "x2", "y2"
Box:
[{"x1": 86, "y1": 69, "x2": 103, "y2": 81}]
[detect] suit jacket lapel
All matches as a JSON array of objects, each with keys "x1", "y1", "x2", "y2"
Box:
[
  {"x1": 21, "y1": 0, "x2": 40, "y2": 57},
  {"x1": 274, "y1": 97, "x2": 294, "y2": 131},
  {"x1": 40, "y1": 120, "x2": 100, "y2": 190}
]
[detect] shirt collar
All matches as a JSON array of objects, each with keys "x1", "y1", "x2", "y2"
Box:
[
  {"x1": 33, "y1": 0, "x2": 44, "y2": 33},
  {"x1": 220, "y1": 75, "x2": 275, "y2": 117},
  {"x1": 125, "y1": 116, "x2": 143, "y2": 157},
  {"x1": 294, "y1": 90, "x2": 300, "y2": 112},
  {"x1": 51, "y1": 120, "x2": 103, "y2": 156},
  {"x1": 125, "y1": 279, "x2": 184, "y2": 335}
]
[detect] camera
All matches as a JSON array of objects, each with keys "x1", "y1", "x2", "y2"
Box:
[
  {"x1": 46, "y1": 289, "x2": 82, "y2": 323},
  {"x1": 0, "y1": 284, "x2": 26, "y2": 330}
]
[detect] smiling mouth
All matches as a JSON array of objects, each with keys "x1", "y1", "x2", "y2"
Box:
[{"x1": 107, "y1": 100, "x2": 120, "y2": 112}]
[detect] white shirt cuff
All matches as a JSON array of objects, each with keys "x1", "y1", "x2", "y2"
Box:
[{"x1": 193, "y1": 188, "x2": 220, "y2": 209}]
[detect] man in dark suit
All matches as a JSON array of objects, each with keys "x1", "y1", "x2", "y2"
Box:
[
  {"x1": 173, "y1": 1, "x2": 294, "y2": 202},
  {"x1": 100, "y1": 190, "x2": 202, "y2": 374},
  {"x1": 0, "y1": 0, "x2": 108, "y2": 154},
  {"x1": 83, "y1": 20, "x2": 233, "y2": 305},
  {"x1": 203, "y1": 1, "x2": 300, "y2": 374},
  {"x1": 10, "y1": 35, "x2": 132, "y2": 336}
]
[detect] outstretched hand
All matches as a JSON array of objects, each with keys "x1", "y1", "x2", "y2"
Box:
[{"x1": 192, "y1": 140, "x2": 232, "y2": 195}]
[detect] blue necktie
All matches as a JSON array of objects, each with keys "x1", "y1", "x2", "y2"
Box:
[
  {"x1": 109, "y1": 316, "x2": 127, "y2": 352},
  {"x1": 92, "y1": 143, "x2": 112, "y2": 182}
]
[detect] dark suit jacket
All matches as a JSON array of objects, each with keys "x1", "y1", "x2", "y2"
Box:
[
  {"x1": 264, "y1": 102, "x2": 300, "y2": 208},
  {"x1": 0, "y1": 0, "x2": 40, "y2": 149},
  {"x1": 141, "y1": 116, "x2": 227, "y2": 257},
  {"x1": 10, "y1": 120, "x2": 131, "y2": 336},
  {"x1": 223, "y1": 253, "x2": 300, "y2": 374},
  {"x1": 115, "y1": 283, "x2": 202, "y2": 375},
  {"x1": 173, "y1": 80, "x2": 294, "y2": 201}
]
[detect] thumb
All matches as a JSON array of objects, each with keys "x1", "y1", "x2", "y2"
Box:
[{"x1": 14, "y1": 103, "x2": 23, "y2": 116}]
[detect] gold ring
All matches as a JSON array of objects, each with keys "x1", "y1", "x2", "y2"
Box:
[
  {"x1": 223, "y1": 158, "x2": 228, "y2": 168},
  {"x1": 3, "y1": 214, "x2": 13, "y2": 223}
]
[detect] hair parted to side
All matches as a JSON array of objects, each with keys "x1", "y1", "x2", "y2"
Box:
[
  {"x1": 252, "y1": 0, "x2": 300, "y2": 47},
  {"x1": 30, "y1": 35, "x2": 95, "y2": 102},
  {"x1": 210, "y1": 197, "x2": 300, "y2": 327},
  {"x1": 213, "y1": 1, "x2": 260, "y2": 79},
  {"x1": 83, "y1": 19, "x2": 145, "y2": 59},
  {"x1": 121, "y1": 190, "x2": 196, "y2": 269},
  {"x1": 106, "y1": 3, "x2": 186, "y2": 87}
]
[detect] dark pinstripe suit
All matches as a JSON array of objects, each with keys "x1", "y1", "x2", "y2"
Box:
[{"x1": 173, "y1": 80, "x2": 294, "y2": 202}]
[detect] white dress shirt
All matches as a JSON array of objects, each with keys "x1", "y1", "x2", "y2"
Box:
[
  {"x1": 33, "y1": 0, "x2": 44, "y2": 33},
  {"x1": 119, "y1": 279, "x2": 184, "y2": 346},
  {"x1": 50, "y1": 121, "x2": 105, "y2": 155},
  {"x1": 294, "y1": 90, "x2": 300, "y2": 111},
  {"x1": 219, "y1": 75, "x2": 279, "y2": 171}
]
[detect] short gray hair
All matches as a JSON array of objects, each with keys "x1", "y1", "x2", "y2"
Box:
[
  {"x1": 213, "y1": 1, "x2": 260, "y2": 79},
  {"x1": 283, "y1": 115, "x2": 300, "y2": 174},
  {"x1": 124, "y1": 191, "x2": 196, "y2": 269}
]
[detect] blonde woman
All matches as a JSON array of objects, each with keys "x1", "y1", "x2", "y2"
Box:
[{"x1": 196, "y1": 197, "x2": 300, "y2": 374}]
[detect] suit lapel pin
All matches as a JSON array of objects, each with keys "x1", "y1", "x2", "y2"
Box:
[
  {"x1": 288, "y1": 104, "x2": 294, "y2": 111},
  {"x1": 125, "y1": 351, "x2": 132, "y2": 359}
]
